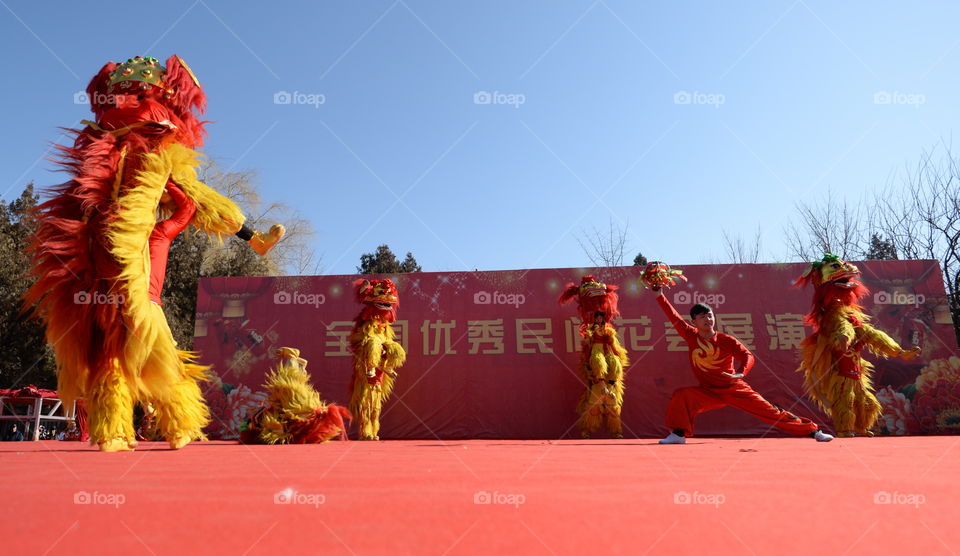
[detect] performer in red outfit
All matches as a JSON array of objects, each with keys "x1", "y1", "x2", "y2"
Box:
[
  {"x1": 652, "y1": 287, "x2": 833, "y2": 444},
  {"x1": 149, "y1": 183, "x2": 195, "y2": 305}
]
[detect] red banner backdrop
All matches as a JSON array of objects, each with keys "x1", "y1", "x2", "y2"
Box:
[{"x1": 193, "y1": 260, "x2": 960, "y2": 439}]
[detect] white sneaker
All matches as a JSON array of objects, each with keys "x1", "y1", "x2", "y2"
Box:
[
  {"x1": 659, "y1": 432, "x2": 686, "y2": 444},
  {"x1": 813, "y1": 430, "x2": 834, "y2": 442}
]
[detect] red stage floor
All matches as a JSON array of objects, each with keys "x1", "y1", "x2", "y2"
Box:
[{"x1": 1, "y1": 437, "x2": 958, "y2": 555}]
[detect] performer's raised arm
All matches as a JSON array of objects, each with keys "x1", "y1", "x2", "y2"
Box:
[
  {"x1": 652, "y1": 288, "x2": 698, "y2": 341},
  {"x1": 157, "y1": 183, "x2": 196, "y2": 238}
]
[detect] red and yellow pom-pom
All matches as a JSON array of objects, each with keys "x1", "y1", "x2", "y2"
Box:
[{"x1": 639, "y1": 261, "x2": 687, "y2": 290}]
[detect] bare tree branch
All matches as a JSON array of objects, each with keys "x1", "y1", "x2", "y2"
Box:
[
  {"x1": 199, "y1": 160, "x2": 320, "y2": 276},
  {"x1": 577, "y1": 217, "x2": 630, "y2": 267},
  {"x1": 722, "y1": 226, "x2": 763, "y2": 264},
  {"x1": 785, "y1": 188, "x2": 865, "y2": 261}
]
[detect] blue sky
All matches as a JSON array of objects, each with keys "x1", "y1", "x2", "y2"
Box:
[{"x1": 2, "y1": 1, "x2": 958, "y2": 274}]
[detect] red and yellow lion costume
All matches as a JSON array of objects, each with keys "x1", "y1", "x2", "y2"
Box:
[
  {"x1": 795, "y1": 254, "x2": 920, "y2": 437},
  {"x1": 240, "y1": 348, "x2": 351, "y2": 445},
  {"x1": 349, "y1": 279, "x2": 406, "y2": 440},
  {"x1": 25, "y1": 55, "x2": 282, "y2": 451},
  {"x1": 559, "y1": 276, "x2": 629, "y2": 438}
]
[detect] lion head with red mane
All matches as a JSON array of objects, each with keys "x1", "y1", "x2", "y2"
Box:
[
  {"x1": 558, "y1": 275, "x2": 621, "y2": 330},
  {"x1": 794, "y1": 254, "x2": 870, "y2": 328},
  {"x1": 354, "y1": 279, "x2": 400, "y2": 323},
  {"x1": 82, "y1": 55, "x2": 207, "y2": 149}
]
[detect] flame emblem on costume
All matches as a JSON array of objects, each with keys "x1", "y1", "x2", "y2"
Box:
[{"x1": 692, "y1": 337, "x2": 725, "y2": 372}]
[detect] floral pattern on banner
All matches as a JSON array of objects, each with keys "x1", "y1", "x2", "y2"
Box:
[
  {"x1": 205, "y1": 378, "x2": 267, "y2": 440},
  {"x1": 879, "y1": 356, "x2": 960, "y2": 435}
]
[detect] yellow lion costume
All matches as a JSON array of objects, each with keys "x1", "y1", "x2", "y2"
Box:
[
  {"x1": 25, "y1": 56, "x2": 283, "y2": 451},
  {"x1": 349, "y1": 279, "x2": 406, "y2": 440},
  {"x1": 559, "y1": 276, "x2": 629, "y2": 438},
  {"x1": 795, "y1": 254, "x2": 920, "y2": 437},
  {"x1": 240, "y1": 348, "x2": 351, "y2": 444}
]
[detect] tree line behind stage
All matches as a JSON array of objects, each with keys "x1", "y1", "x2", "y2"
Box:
[{"x1": 2, "y1": 144, "x2": 960, "y2": 389}]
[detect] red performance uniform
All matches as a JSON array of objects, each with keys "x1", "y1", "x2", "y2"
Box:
[
  {"x1": 148, "y1": 183, "x2": 195, "y2": 305},
  {"x1": 656, "y1": 295, "x2": 818, "y2": 437}
]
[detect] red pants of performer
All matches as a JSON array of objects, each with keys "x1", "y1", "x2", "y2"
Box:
[{"x1": 665, "y1": 384, "x2": 818, "y2": 437}]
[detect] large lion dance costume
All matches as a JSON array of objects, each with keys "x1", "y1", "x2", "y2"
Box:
[
  {"x1": 349, "y1": 279, "x2": 406, "y2": 440},
  {"x1": 25, "y1": 55, "x2": 283, "y2": 451},
  {"x1": 240, "y1": 348, "x2": 351, "y2": 444},
  {"x1": 559, "y1": 276, "x2": 629, "y2": 438},
  {"x1": 795, "y1": 254, "x2": 920, "y2": 437}
]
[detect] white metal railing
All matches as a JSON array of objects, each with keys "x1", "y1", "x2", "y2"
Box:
[{"x1": 0, "y1": 396, "x2": 77, "y2": 441}]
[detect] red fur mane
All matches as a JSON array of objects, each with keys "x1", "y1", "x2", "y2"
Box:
[
  {"x1": 354, "y1": 278, "x2": 399, "y2": 323},
  {"x1": 558, "y1": 275, "x2": 621, "y2": 330},
  {"x1": 793, "y1": 269, "x2": 869, "y2": 329}
]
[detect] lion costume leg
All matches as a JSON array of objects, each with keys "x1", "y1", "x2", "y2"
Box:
[
  {"x1": 606, "y1": 354, "x2": 624, "y2": 402},
  {"x1": 350, "y1": 352, "x2": 399, "y2": 441},
  {"x1": 579, "y1": 344, "x2": 611, "y2": 438},
  {"x1": 575, "y1": 388, "x2": 588, "y2": 436},
  {"x1": 830, "y1": 379, "x2": 858, "y2": 437},
  {"x1": 351, "y1": 330, "x2": 384, "y2": 441},
  {"x1": 605, "y1": 410, "x2": 623, "y2": 438},
  {"x1": 608, "y1": 399, "x2": 624, "y2": 438},
  {"x1": 369, "y1": 390, "x2": 383, "y2": 440},
  {"x1": 361, "y1": 385, "x2": 384, "y2": 440},
  {"x1": 151, "y1": 355, "x2": 210, "y2": 449},
  {"x1": 605, "y1": 353, "x2": 625, "y2": 438},
  {"x1": 351, "y1": 379, "x2": 383, "y2": 440},
  {"x1": 577, "y1": 384, "x2": 603, "y2": 438},
  {"x1": 88, "y1": 359, "x2": 136, "y2": 452},
  {"x1": 853, "y1": 382, "x2": 881, "y2": 436},
  {"x1": 137, "y1": 304, "x2": 210, "y2": 449},
  {"x1": 604, "y1": 387, "x2": 624, "y2": 439}
]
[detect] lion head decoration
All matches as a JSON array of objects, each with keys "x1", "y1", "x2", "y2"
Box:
[
  {"x1": 83, "y1": 55, "x2": 207, "y2": 148},
  {"x1": 354, "y1": 279, "x2": 400, "y2": 323},
  {"x1": 794, "y1": 253, "x2": 870, "y2": 328},
  {"x1": 558, "y1": 275, "x2": 621, "y2": 329}
]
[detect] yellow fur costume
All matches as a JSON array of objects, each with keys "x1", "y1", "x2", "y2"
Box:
[
  {"x1": 65, "y1": 144, "x2": 240, "y2": 451},
  {"x1": 241, "y1": 348, "x2": 350, "y2": 444},
  {"x1": 26, "y1": 56, "x2": 282, "y2": 452},
  {"x1": 560, "y1": 276, "x2": 629, "y2": 438},
  {"x1": 348, "y1": 279, "x2": 406, "y2": 440},
  {"x1": 795, "y1": 255, "x2": 920, "y2": 437},
  {"x1": 576, "y1": 323, "x2": 629, "y2": 438}
]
